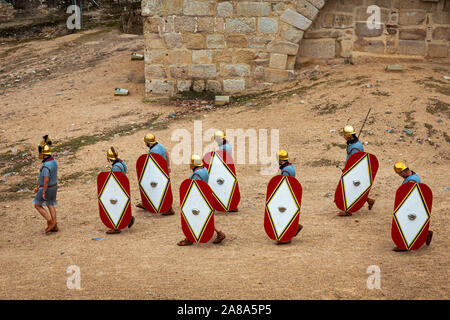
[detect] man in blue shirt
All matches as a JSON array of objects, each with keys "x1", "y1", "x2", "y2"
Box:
[
  {"x1": 177, "y1": 155, "x2": 226, "y2": 246},
  {"x1": 106, "y1": 147, "x2": 135, "y2": 234},
  {"x1": 33, "y1": 136, "x2": 59, "y2": 234},
  {"x1": 136, "y1": 133, "x2": 174, "y2": 215},
  {"x1": 393, "y1": 162, "x2": 432, "y2": 251},
  {"x1": 276, "y1": 149, "x2": 302, "y2": 245},
  {"x1": 214, "y1": 130, "x2": 233, "y2": 158},
  {"x1": 339, "y1": 125, "x2": 375, "y2": 215}
]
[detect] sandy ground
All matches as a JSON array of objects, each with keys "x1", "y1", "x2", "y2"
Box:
[{"x1": 0, "y1": 28, "x2": 449, "y2": 300}]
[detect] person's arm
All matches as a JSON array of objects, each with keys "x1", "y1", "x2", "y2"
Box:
[
  {"x1": 166, "y1": 152, "x2": 171, "y2": 173},
  {"x1": 42, "y1": 176, "x2": 49, "y2": 200}
]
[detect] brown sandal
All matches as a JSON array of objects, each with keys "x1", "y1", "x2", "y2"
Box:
[
  {"x1": 136, "y1": 203, "x2": 146, "y2": 210},
  {"x1": 106, "y1": 229, "x2": 121, "y2": 234},
  {"x1": 161, "y1": 207, "x2": 175, "y2": 216},
  {"x1": 213, "y1": 231, "x2": 226, "y2": 244},
  {"x1": 337, "y1": 211, "x2": 352, "y2": 216},
  {"x1": 45, "y1": 221, "x2": 56, "y2": 234},
  {"x1": 177, "y1": 238, "x2": 193, "y2": 246},
  {"x1": 128, "y1": 216, "x2": 135, "y2": 229},
  {"x1": 50, "y1": 224, "x2": 59, "y2": 232},
  {"x1": 276, "y1": 240, "x2": 292, "y2": 245}
]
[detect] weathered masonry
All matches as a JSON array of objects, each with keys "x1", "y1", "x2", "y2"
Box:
[{"x1": 142, "y1": 0, "x2": 450, "y2": 96}]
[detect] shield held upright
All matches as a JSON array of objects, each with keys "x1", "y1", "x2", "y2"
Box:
[
  {"x1": 136, "y1": 153, "x2": 173, "y2": 214},
  {"x1": 264, "y1": 175, "x2": 302, "y2": 242},
  {"x1": 179, "y1": 179, "x2": 216, "y2": 243},
  {"x1": 391, "y1": 182, "x2": 433, "y2": 251},
  {"x1": 334, "y1": 152, "x2": 379, "y2": 213},
  {"x1": 202, "y1": 150, "x2": 240, "y2": 212},
  {"x1": 97, "y1": 171, "x2": 132, "y2": 230}
]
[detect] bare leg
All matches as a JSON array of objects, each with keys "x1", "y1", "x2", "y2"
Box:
[
  {"x1": 48, "y1": 205, "x2": 57, "y2": 223},
  {"x1": 35, "y1": 205, "x2": 51, "y2": 222},
  {"x1": 213, "y1": 227, "x2": 226, "y2": 244}
]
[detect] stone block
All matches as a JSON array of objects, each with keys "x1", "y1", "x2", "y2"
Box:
[
  {"x1": 207, "y1": 80, "x2": 223, "y2": 93},
  {"x1": 258, "y1": 18, "x2": 278, "y2": 34},
  {"x1": 286, "y1": 55, "x2": 296, "y2": 70},
  {"x1": 144, "y1": 33, "x2": 165, "y2": 49},
  {"x1": 299, "y1": 39, "x2": 336, "y2": 58},
  {"x1": 282, "y1": 26, "x2": 304, "y2": 44},
  {"x1": 267, "y1": 41, "x2": 299, "y2": 55},
  {"x1": 234, "y1": 49, "x2": 257, "y2": 64},
  {"x1": 174, "y1": 16, "x2": 197, "y2": 33},
  {"x1": 223, "y1": 79, "x2": 246, "y2": 93},
  {"x1": 222, "y1": 64, "x2": 251, "y2": 77},
  {"x1": 431, "y1": 12, "x2": 450, "y2": 25},
  {"x1": 206, "y1": 34, "x2": 226, "y2": 49},
  {"x1": 217, "y1": 2, "x2": 234, "y2": 17},
  {"x1": 163, "y1": 33, "x2": 183, "y2": 49},
  {"x1": 226, "y1": 35, "x2": 248, "y2": 48},
  {"x1": 355, "y1": 22, "x2": 383, "y2": 37},
  {"x1": 146, "y1": 64, "x2": 167, "y2": 78},
  {"x1": 145, "y1": 49, "x2": 168, "y2": 64},
  {"x1": 193, "y1": 80, "x2": 206, "y2": 92},
  {"x1": 225, "y1": 18, "x2": 257, "y2": 33},
  {"x1": 334, "y1": 14, "x2": 354, "y2": 29},
  {"x1": 353, "y1": 39, "x2": 385, "y2": 53},
  {"x1": 167, "y1": 50, "x2": 192, "y2": 64},
  {"x1": 197, "y1": 17, "x2": 215, "y2": 32},
  {"x1": 146, "y1": 79, "x2": 175, "y2": 96},
  {"x1": 248, "y1": 36, "x2": 270, "y2": 49},
  {"x1": 296, "y1": 0, "x2": 320, "y2": 21},
  {"x1": 269, "y1": 53, "x2": 288, "y2": 70},
  {"x1": 399, "y1": 28, "x2": 426, "y2": 40},
  {"x1": 169, "y1": 65, "x2": 190, "y2": 79},
  {"x1": 142, "y1": 0, "x2": 164, "y2": 17},
  {"x1": 184, "y1": 33, "x2": 205, "y2": 49},
  {"x1": 398, "y1": 11, "x2": 426, "y2": 25},
  {"x1": 398, "y1": 40, "x2": 426, "y2": 55},
  {"x1": 237, "y1": 2, "x2": 271, "y2": 17},
  {"x1": 427, "y1": 43, "x2": 448, "y2": 58},
  {"x1": 192, "y1": 50, "x2": 213, "y2": 64},
  {"x1": 189, "y1": 64, "x2": 218, "y2": 79},
  {"x1": 307, "y1": 0, "x2": 326, "y2": 9},
  {"x1": 177, "y1": 80, "x2": 192, "y2": 92},
  {"x1": 183, "y1": 0, "x2": 215, "y2": 16},
  {"x1": 280, "y1": 8, "x2": 312, "y2": 31},
  {"x1": 433, "y1": 27, "x2": 450, "y2": 41}
]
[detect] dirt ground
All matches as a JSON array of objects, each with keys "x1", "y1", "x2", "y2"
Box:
[{"x1": 0, "y1": 28, "x2": 449, "y2": 300}]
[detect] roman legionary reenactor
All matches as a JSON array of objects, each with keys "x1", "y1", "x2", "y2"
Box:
[
  {"x1": 264, "y1": 150, "x2": 303, "y2": 245},
  {"x1": 135, "y1": 133, "x2": 174, "y2": 215},
  {"x1": 177, "y1": 155, "x2": 226, "y2": 246},
  {"x1": 214, "y1": 130, "x2": 233, "y2": 157},
  {"x1": 104, "y1": 147, "x2": 135, "y2": 234},
  {"x1": 33, "y1": 135, "x2": 59, "y2": 234},
  {"x1": 392, "y1": 162, "x2": 433, "y2": 251},
  {"x1": 338, "y1": 124, "x2": 375, "y2": 215}
]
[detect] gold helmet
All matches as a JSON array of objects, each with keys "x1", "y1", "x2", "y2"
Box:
[
  {"x1": 38, "y1": 135, "x2": 52, "y2": 159},
  {"x1": 278, "y1": 149, "x2": 289, "y2": 161},
  {"x1": 144, "y1": 133, "x2": 156, "y2": 144},
  {"x1": 214, "y1": 130, "x2": 226, "y2": 140},
  {"x1": 394, "y1": 162, "x2": 408, "y2": 174},
  {"x1": 190, "y1": 154, "x2": 202, "y2": 169},
  {"x1": 343, "y1": 125, "x2": 356, "y2": 138},
  {"x1": 107, "y1": 147, "x2": 119, "y2": 161}
]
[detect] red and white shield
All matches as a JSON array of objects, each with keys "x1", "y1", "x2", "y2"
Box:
[
  {"x1": 202, "y1": 150, "x2": 240, "y2": 212},
  {"x1": 264, "y1": 175, "x2": 302, "y2": 242},
  {"x1": 179, "y1": 179, "x2": 215, "y2": 243},
  {"x1": 391, "y1": 182, "x2": 433, "y2": 250},
  {"x1": 97, "y1": 171, "x2": 132, "y2": 230},
  {"x1": 334, "y1": 152, "x2": 379, "y2": 213},
  {"x1": 136, "y1": 153, "x2": 173, "y2": 214}
]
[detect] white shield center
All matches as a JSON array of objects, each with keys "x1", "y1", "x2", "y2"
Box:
[
  {"x1": 208, "y1": 154, "x2": 236, "y2": 210},
  {"x1": 181, "y1": 183, "x2": 213, "y2": 241},
  {"x1": 266, "y1": 179, "x2": 300, "y2": 239},
  {"x1": 394, "y1": 186, "x2": 430, "y2": 248},
  {"x1": 140, "y1": 157, "x2": 169, "y2": 211},
  {"x1": 99, "y1": 174, "x2": 129, "y2": 227},
  {"x1": 342, "y1": 155, "x2": 371, "y2": 210}
]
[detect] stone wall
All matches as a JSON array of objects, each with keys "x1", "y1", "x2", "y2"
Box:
[
  {"x1": 300, "y1": 0, "x2": 450, "y2": 60},
  {"x1": 142, "y1": 0, "x2": 450, "y2": 96},
  {"x1": 0, "y1": 1, "x2": 16, "y2": 23}
]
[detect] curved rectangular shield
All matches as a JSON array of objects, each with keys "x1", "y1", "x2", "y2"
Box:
[
  {"x1": 202, "y1": 150, "x2": 240, "y2": 212},
  {"x1": 334, "y1": 152, "x2": 379, "y2": 213},
  {"x1": 264, "y1": 175, "x2": 302, "y2": 242},
  {"x1": 179, "y1": 179, "x2": 215, "y2": 243},
  {"x1": 136, "y1": 153, "x2": 173, "y2": 214},
  {"x1": 391, "y1": 182, "x2": 433, "y2": 250},
  {"x1": 97, "y1": 171, "x2": 132, "y2": 230}
]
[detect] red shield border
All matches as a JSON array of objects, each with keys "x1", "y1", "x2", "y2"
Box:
[
  {"x1": 264, "y1": 175, "x2": 302, "y2": 242},
  {"x1": 97, "y1": 171, "x2": 132, "y2": 229},
  {"x1": 179, "y1": 179, "x2": 215, "y2": 243},
  {"x1": 136, "y1": 153, "x2": 173, "y2": 214},
  {"x1": 202, "y1": 150, "x2": 241, "y2": 211},
  {"x1": 334, "y1": 152, "x2": 379, "y2": 213},
  {"x1": 391, "y1": 182, "x2": 433, "y2": 250}
]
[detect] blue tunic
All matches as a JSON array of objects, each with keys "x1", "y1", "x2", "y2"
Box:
[
  {"x1": 149, "y1": 143, "x2": 168, "y2": 161},
  {"x1": 280, "y1": 164, "x2": 296, "y2": 177},
  {"x1": 190, "y1": 167, "x2": 209, "y2": 183},
  {"x1": 38, "y1": 158, "x2": 58, "y2": 186},
  {"x1": 112, "y1": 161, "x2": 127, "y2": 175},
  {"x1": 403, "y1": 173, "x2": 421, "y2": 184},
  {"x1": 219, "y1": 143, "x2": 233, "y2": 157},
  {"x1": 346, "y1": 140, "x2": 364, "y2": 161}
]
